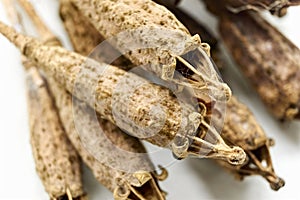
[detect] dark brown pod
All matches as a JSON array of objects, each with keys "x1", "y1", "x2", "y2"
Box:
[
  {"x1": 204, "y1": 0, "x2": 300, "y2": 121},
  {"x1": 218, "y1": 96, "x2": 284, "y2": 191}
]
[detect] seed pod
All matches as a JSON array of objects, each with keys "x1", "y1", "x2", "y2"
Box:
[
  {"x1": 0, "y1": 22, "x2": 246, "y2": 164},
  {"x1": 153, "y1": 0, "x2": 222, "y2": 68},
  {"x1": 204, "y1": 0, "x2": 300, "y2": 121},
  {"x1": 18, "y1": 1, "x2": 168, "y2": 198},
  {"x1": 49, "y1": 76, "x2": 168, "y2": 199},
  {"x1": 2, "y1": 1, "x2": 86, "y2": 199},
  {"x1": 71, "y1": 0, "x2": 232, "y2": 103},
  {"x1": 218, "y1": 96, "x2": 284, "y2": 191},
  {"x1": 222, "y1": 0, "x2": 300, "y2": 17},
  {"x1": 26, "y1": 67, "x2": 86, "y2": 200},
  {"x1": 163, "y1": 4, "x2": 285, "y2": 189},
  {"x1": 58, "y1": 0, "x2": 132, "y2": 68}
]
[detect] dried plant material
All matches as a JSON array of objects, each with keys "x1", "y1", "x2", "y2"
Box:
[
  {"x1": 154, "y1": 0, "x2": 222, "y2": 68},
  {"x1": 162, "y1": 4, "x2": 284, "y2": 189},
  {"x1": 59, "y1": 0, "x2": 132, "y2": 68},
  {"x1": 0, "y1": 22, "x2": 246, "y2": 164},
  {"x1": 71, "y1": 0, "x2": 232, "y2": 103},
  {"x1": 204, "y1": 0, "x2": 300, "y2": 120},
  {"x1": 223, "y1": 0, "x2": 300, "y2": 17},
  {"x1": 18, "y1": 1, "x2": 168, "y2": 198},
  {"x1": 2, "y1": 1, "x2": 86, "y2": 199},
  {"x1": 26, "y1": 67, "x2": 86, "y2": 200},
  {"x1": 218, "y1": 96, "x2": 284, "y2": 191},
  {"x1": 49, "y1": 77, "x2": 168, "y2": 200}
]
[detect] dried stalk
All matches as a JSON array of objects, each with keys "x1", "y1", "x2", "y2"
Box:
[
  {"x1": 0, "y1": 21, "x2": 246, "y2": 164},
  {"x1": 17, "y1": 1, "x2": 168, "y2": 199},
  {"x1": 204, "y1": 0, "x2": 300, "y2": 121},
  {"x1": 2, "y1": 0, "x2": 85, "y2": 199},
  {"x1": 71, "y1": 0, "x2": 232, "y2": 103},
  {"x1": 218, "y1": 97, "x2": 284, "y2": 191}
]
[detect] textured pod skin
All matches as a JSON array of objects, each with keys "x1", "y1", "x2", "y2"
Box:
[
  {"x1": 0, "y1": 22, "x2": 246, "y2": 163},
  {"x1": 17, "y1": 1, "x2": 168, "y2": 198},
  {"x1": 224, "y1": 0, "x2": 300, "y2": 17},
  {"x1": 59, "y1": 0, "x2": 132, "y2": 69},
  {"x1": 219, "y1": 96, "x2": 284, "y2": 190},
  {"x1": 4, "y1": 1, "x2": 86, "y2": 199},
  {"x1": 153, "y1": 0, "x2": 223, "y2": 68},
  {"x1": 166, "y1": 4, "x2": 284, "y2": 189},
  {"x1": 204, "y1": 0, "x2": 300, "y2": 120},
  {"x1": 50, "y1": 78, "x2": 167, "y2": 199},
  {"x1": 71, "y1": 0, "x2": 232, "y2": 102},
  {"x1": 26, "y1": 68, "x2": 85, "y2": 199}
]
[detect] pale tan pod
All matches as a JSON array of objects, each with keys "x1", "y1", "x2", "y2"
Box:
[
  {"x1": 26, "y1": 67, "x2": 85, "y2": 199},
  {"x1": 48, "y1": 75, "x2": 167, "y2": 199},
  {"x1": 70, "y1": 0, "x2": 231, "y2": 102},
  {"x1": 17, "y1": 1, "x2": 168, "y2": 198},
  {"x1": 58, "y1": 0, "x2": 132, "y2": 69},
  {"x1": 2, "y1": 1, "x2": 86, "y2": 199},
  {"x1": 0, "y1": 21, "x2": 246, "y2": 164}
]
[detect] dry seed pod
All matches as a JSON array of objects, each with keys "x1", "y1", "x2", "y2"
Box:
[
  {"x1": 59, "y1": 0, "x2": 131, "y2": 68},
  {"x1": 18, "y1": 1, "x2": 168, "y2": 198},
  {"x1": 223, "y1": 0, "x2": 300, "y2": 17},
  {"x1": 2, "y1": 1, "x2": 86, "y2": 199},
  {"x1": 204, "y1": 0, "x2": 300, "y2": 120},
  {"x1": 0, "y1": 22, "x2": 246, "y2": 164},
  {"x1": 153, "y1": 0, "x2": 223, "y2": 68},
  {"x1": 162, "y1": 4, "x2": 284, "y2": 189},
  {"x1": 71, "y1": 0, "x2": 232, "y2": 103},
  {"x1": 49, "y1": 77, "x2": 167, "y2": 200},
  {"x1": 26, "y1": 68, "x2": 86, "y2": 200},
  {"x1": 218, "y1": 96, "x2": 284, "y2": 191}
]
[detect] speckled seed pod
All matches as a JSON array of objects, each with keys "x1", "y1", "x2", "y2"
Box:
[
  {"x1": 218, "y1": 96, "x2": 284, "y2": 191},
  {"x1": 71, "y1": 0, "x2": 232, "y2": 103},
  {"x1": 0, "y1": 22, "x2": 246, "y2": 164},
  {"x1": 222, "y1": 0, "x2": 300, "y2": 17},
  {"x1": 49, "y1": 75, "x2": 167, "y2": 200},
  {"x1": 59, "y1": 0, "x2": 132, "y2": 68},
  {"x1": 26, "y1": 67, "x2": 85, "y2": 200},
  {"x1": 3, "y1": 1, "x2": 86, "y2": 199},
  {"x1": 18, "y1": 1, "x2": 168, "y2": 198},
  {"x1": 204, "y1": 1, "x2": 300, "y2": 121}
]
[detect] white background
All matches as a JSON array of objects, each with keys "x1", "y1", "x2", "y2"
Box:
[{"x1": 0, "y1": 0, "x2": 300, "y2": 199}]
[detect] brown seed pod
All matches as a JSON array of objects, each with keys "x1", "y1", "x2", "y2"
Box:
[
  {"x1": 204, "y1": 0, "x2": 300, "y2": 121},
  {"x1": 2, "y1": 1, "x2": 86, "y2": 199},
  {"x1": 0, "y1": 21, "x2": 246, "y2": 164},
  {"x1": 70, "y1": 0, "x2": 232, "y2": 103},
  {"x1": 218, "y1": 96, "x2": 284, "y2": 191},
  {"x1": 58, "y1": 0, "x2": 132, "y2": 69}
]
